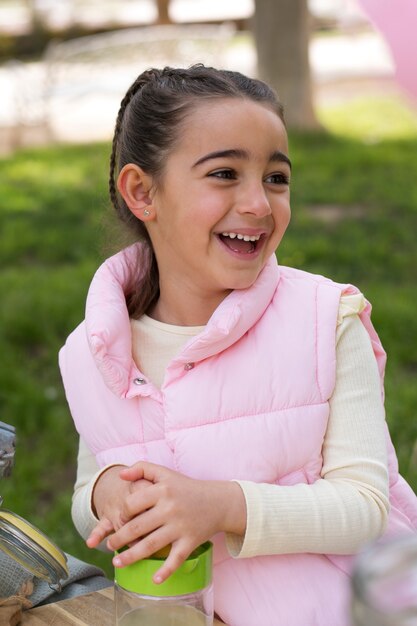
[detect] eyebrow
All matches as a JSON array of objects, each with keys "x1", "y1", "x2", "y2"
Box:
[{"x1": 192, "y1": 149, "x2": 292, "y2": 170}]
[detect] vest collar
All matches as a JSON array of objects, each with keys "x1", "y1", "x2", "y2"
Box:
[
  {"x1": 85, "y1": 244, "x2": 281, "y2": 397},
  {"x1": 171, "y1": 255, "x2": 280, "y2": 364}
]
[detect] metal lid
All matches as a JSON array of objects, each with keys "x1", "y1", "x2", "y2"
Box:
[
  {"x1": 0, "y1": 508, "x2": 69, "y2": 587},
  {"x1": 0, "y1": 421, "x2": 15, "y2": 478}
]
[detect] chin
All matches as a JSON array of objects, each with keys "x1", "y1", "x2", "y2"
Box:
[{"x1": 225, "y1": 272, "x2": 261, "y2": 292}]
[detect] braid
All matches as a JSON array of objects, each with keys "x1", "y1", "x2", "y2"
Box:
[{"x1": 109, "y1": 69, "x2": 162, "y2": 212}]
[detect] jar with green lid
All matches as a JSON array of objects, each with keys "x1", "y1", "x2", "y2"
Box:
[{"x1": 114, "y1": 541, "x2": 213, "y2": 626}]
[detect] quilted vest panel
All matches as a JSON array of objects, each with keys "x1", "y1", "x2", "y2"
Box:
[{"x1": 59, "y1": 250, "x2": 417, "y2": 626}]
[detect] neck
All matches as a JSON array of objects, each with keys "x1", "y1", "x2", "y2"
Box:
[{"x1": 148, "y1": 279, "x2": 231, "y2": 326}]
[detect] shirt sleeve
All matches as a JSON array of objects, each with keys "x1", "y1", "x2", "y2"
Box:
[
  {"x1": 71, "y1": 437, "x2": 117, "y2": 550},
  {"x1": 226, "y1": 295, "x2": 390, "y2": 558}
]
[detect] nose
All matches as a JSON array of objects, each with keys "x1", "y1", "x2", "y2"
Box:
[{"x1": 236, "y1": 181, "x2": 271, "y2": 218}]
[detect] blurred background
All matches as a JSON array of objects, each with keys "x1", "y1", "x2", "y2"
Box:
[{"x1": 1, "y1": 0, "x2": 417, "y2": 579}]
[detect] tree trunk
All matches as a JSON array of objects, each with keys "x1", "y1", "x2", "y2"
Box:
[
  {"x1": 253, "y1": 0, "x2": 319, "y2": 129},
  {"x1": 25, "y1": 0, "x2": 44, "y2": 31},
  {"x1": 156, "y1": 0, "x2": 172, "y2": 25}
]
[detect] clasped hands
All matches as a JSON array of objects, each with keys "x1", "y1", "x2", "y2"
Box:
[{"x1": 87, "y1": 462, "x2": 246, "y2": 584}]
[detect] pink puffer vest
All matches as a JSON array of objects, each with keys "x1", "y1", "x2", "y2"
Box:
[{"x1": 59, "y1": 245, "x2": 417, "y2": 626}]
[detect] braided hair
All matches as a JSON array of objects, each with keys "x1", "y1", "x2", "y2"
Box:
[{"x1": 109, "y1": 65, "x2": 284, "y2": 319}]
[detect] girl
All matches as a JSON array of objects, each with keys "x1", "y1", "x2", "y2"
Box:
[{"x1": 59, "y1": 65, "x2": 417, "y2": 626}]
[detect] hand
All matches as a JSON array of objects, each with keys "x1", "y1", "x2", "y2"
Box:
[
  {"x1": 108, "y1": 461, "x2": 246, "y2": 584},
  {"x1": 86, "y1": 464, "x2": 153, "y2": 549}
]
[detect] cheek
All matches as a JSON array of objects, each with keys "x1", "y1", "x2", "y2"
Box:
[
  {"x1": 268, "y1": 203, "x2": 291, "y2": 251},
  {"x1": 193, "y1": 199, "x2": 227, "y2": 230},
  {"x1": 275, "y1": 197, "x2": 291, "y2": 229},
  {"x1": 283, "y1": 204, "x2": 291, "y2": 229}
]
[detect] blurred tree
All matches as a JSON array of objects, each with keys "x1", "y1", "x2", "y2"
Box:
[
  {"x1": 156, "y1": 0, "x2": 172, "y2": 25},
  {"x1": 24, "y1": 0, "x2": 45, "y2": 30},
  {"x1": 253, "y1": 0, "x2": 319, "y2": 129}
]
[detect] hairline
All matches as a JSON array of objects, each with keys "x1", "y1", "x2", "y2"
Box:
[{"x1": 150, "y1": 93, "x2": 285, "y2": 189}]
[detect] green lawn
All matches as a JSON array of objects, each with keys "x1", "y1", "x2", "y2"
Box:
[{"x1": 1, "y1": 95, "x2": 417, "y2": 579}]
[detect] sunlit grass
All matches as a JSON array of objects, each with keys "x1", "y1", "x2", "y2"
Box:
[{"x1": 318, "y1": 93, "x2": 417, "y2": 141}]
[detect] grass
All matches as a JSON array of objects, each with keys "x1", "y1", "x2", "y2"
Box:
[{"x1": 1, "y1": 95, "x2": 417, "y2": 579}]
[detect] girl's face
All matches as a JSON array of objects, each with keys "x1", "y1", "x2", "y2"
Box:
[{"x1": 146, "y1": 98, "x2": 291, "y2": 318}]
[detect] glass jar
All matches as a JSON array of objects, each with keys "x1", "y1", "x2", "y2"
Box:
[
  {"x1": 0, "y1": 420, "x2": 69, "y2": 589},
  {"x1": 114, "y1": 541, "x2": 213, "y2": 626},
  {"x1": 0, "y1": 507, "x2": 69, "y2": 588},
  {"x1": 351, "y1": 533, "x2": 417, "y2": 626}
]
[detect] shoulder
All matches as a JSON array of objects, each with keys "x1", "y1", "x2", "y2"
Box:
[
  {"x1": 279, "y1": 264, "x2": 346, "y2": 289},
  {"x1": 59, "y1": 319, "x2": 90, "y2": 362},
  {"x1": 276, "y1": 265, "x2": 358, "y2": 310},
  {"x1": 59, "y1": 320, "x2": 91, "y2": 388},
  {"x1": 278, "y1": 264, "x2": 365, "y2": 302}
]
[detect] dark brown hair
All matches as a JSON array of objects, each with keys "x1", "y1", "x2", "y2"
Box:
[{"x1": 109, "y1": 64, "x2": 284, "y2": 319}]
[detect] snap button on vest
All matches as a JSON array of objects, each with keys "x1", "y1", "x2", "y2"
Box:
[
  {"x1": 184, "y1": 363, "x2": 194, "y2": 371},
  {"x1": 133, "y1": 377, "x2": 146, "y2": 385}
]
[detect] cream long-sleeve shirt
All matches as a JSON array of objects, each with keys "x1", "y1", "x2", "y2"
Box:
[{"x1": 71, "y1": 294, "x2": 389, "y2": 557}]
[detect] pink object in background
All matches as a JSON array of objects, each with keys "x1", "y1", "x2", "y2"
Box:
[{"x1": 357, "y1": 0, "x2": 417, "y2": 102}]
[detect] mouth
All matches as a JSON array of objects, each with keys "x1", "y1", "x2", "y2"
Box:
[{"x1": 217, "y1": 231, "x2": 264, "y2": 255}]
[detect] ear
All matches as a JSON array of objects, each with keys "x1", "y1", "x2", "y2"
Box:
[{"x1": 117, "y1": 163, "x2": 155, "y2": 222}]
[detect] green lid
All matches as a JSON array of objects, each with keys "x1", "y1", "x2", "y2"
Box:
[{"x1": 114, "y1": 541, "x2": 212, "y2": 597}]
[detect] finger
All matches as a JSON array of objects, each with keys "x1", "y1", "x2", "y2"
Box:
[
  {"x1": 119, "y1": 463, "x2": 145, "y2": 482},
  {"x1": 131, "y1": 478, "x2": 154, "y2": 491},
  {"x1": 112, "y1": 528, "x2": 172, "y2": 568},
  {"x1": 119, "y1": 484, "x2": 158, "y2": 525},
  {"x1": 86, "y1": 518, "x2": 114, "y2": 548},
  {"x1": 153, "y1": 540, "x2": 193, "y2": 584},
  {"x1": 127, "y1": 478, "x2": 156, "y2": 503},
  {"x1": 107, "y1": 508, "x2": 161, "y2": 552},
  {"x1": 120, "y1": 461, "x2": 170, "y2": 483}
]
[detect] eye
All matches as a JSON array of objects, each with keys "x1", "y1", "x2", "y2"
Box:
[
  {"x1": 264, "y1": 172, "x2": 290, "y2": 185},
  {"x1": 208, "y1": 169, "x2": 236, "y2": 180}
]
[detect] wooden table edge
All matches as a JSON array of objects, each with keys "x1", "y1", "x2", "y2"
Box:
[{"x1": 24, "y1": 585, "x2": 227, "y2": 624}]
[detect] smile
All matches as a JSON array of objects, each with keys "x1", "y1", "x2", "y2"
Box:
[{"x1": 218, "y1": 232, "x2": 264, "y2": 255}]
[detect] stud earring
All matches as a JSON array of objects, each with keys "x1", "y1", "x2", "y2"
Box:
[{"x1": 143, "y1": 209, "x2": 151, "y2": 217}]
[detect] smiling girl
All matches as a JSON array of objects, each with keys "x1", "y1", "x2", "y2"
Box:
[{"x1": 59, "y1": 66, "x2": 417, "y2": 626}]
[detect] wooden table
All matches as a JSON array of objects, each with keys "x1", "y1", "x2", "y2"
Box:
[{"x1": 24, "y1": 586, "x2": 226, "y2": 624}]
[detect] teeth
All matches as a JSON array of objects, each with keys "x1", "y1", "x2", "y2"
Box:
[{"x1": 221, "y1": 232, "x2": 261, "y2": 242}]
